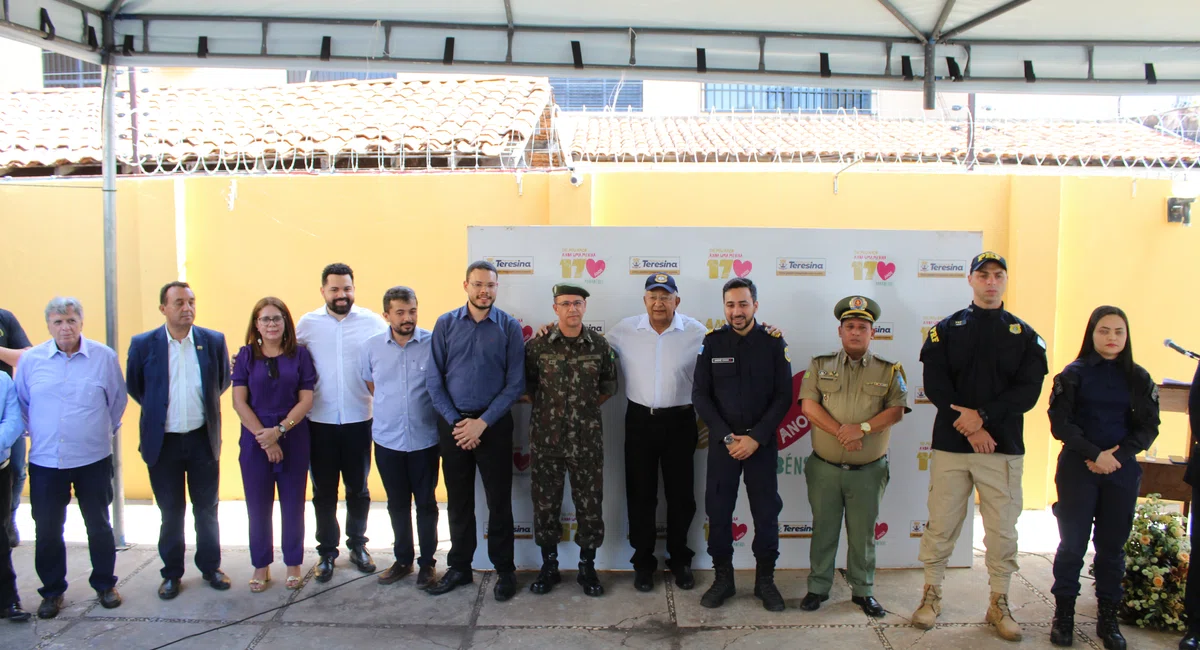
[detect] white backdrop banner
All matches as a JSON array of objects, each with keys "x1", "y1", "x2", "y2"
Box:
[{"x1": 466, "y1": 226, "x2": 981, "y2": 570}]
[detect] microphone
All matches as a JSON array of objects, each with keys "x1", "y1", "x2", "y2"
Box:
[{"x1": 1164, "y1": 339, "x2": 1200, "y2": 360}]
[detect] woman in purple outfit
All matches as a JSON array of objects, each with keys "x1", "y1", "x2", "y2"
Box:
[{"x1": 231, "y1": 297, "x2": 315, "y2": 592}]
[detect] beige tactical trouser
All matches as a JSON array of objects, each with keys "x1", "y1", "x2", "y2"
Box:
[{"x1": 918, "y1": 450, "x2": 1023, "y2": 594}]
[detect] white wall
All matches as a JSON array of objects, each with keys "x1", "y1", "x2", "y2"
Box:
[{"x1": 0, "y1": 37, "x2": 43, "y2": 91}]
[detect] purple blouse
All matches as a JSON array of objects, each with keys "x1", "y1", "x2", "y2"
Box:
[{"x1": 231, "y1": 345, "x2": 317, "y2": 425}]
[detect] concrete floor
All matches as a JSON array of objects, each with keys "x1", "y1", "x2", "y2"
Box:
[{"x1": 0, "y1": 502, "x2": 1188, "y2": 650}]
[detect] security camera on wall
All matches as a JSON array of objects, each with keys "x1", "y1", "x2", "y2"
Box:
[{"x1": 570, "y1": 171, "x2": 583, "y2": 187}]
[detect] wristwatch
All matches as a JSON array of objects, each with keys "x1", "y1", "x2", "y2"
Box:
[
  {"x1": 860, "y1": 422, "x2": 872, "y2": 434},
  {"x1": 277, "y1": 422, "x2": 288, "y2": 437}
]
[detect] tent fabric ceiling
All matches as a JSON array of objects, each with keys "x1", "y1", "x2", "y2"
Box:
[{"x1": 5, "y1": 0, "x2": 1200, "y2": 94}]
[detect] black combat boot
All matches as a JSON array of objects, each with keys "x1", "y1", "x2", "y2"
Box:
[
  {"x1": 753, "y1": 560, "x2": 785, "y2": 612},
  {"x1": 529, "y1": 546, "x2": 561, "y2": 595},
  {"x1": 1096, "y1": 599, "x2": 1127, "y2": 650},
  {"x1": 1050, "y1": 595, "x2": 1075, "y2": 646},
  {"x1": 577, "y1": 548, "x2": 604, "y2": 597},
  {"x1": 701, "y1": 559, "x2": 736, "y2": 608}
]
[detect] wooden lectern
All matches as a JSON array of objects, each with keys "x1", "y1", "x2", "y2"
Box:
[{"x1": 1137, "y1": 383, "x2": 1192, "y2": 516}]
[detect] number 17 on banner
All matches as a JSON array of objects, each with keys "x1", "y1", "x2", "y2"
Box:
[{"x1": 560, "y1": 259, "x2": 587, "y2": 278}]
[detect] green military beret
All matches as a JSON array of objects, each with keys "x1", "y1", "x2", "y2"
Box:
[
  {"x1": 834, "y1": 295, "x2": 881, "y2": 323},
  {"x1": 552, "y1": 283, "x2": 590, "y2": 299}
]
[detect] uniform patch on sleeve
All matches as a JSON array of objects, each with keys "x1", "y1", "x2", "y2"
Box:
[
  {"x1": 1036, "y1": 335, "x2": 1046, "y2": 349},
  {"x1": 1151, "y1": 384, "x2": 1160, "y2": 403},
  {"x1": 928, "y1": 326, "x2": 940, "y2": 343},
  {"x1": 784, "y1": 346, "x2": 790, "y2": 362}
]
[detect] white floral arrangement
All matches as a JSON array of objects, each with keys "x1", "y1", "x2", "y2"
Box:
[{"x1": 1103, "y1": 494, "x2": 1191, "y2": 631}]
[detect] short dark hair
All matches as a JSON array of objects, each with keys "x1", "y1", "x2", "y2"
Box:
[
  {"x1": 321, "y1": 263, "x2": 354, "y2": 286},
  {"x1": 159, "y1": 281, "x2": 191, "y2": 305},
  {"x1": 383, "y1": 286, "x2": 417, "y2": 312},
  {"x1": 466, "y1": 260, "x2": 498, "y2": 281},
  {"x1": 722, "y1": 277, "x2": 757, "y2": 301}
]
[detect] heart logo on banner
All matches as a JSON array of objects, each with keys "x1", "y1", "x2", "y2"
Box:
[
  {"x1": 875, "y1": 522, "x2": 889, "y2": 540},
  {"x1": 513, "y1": 451, "x2": 531, "y2": 472},
  {"x1": 775, "y1": 371, "x2": 812, "y2": 450},
  {"x1": 585, "y1": 258, "x2": 606, "y2": 278},
  {"x1": 521, "y1": 325, "x2": 534, "y2": 342},
  {"x1": 732, "y1": 259, "x2": 753, "y2": 277},
  {"x1": 733, "y1": 522, "x2": 749, "y2": 541},
  {"x1": 877, "y1": 262, "x2": 897, "y2": 280}
]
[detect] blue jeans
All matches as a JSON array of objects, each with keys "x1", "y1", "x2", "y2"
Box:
[{"x1": 9, "y1": 435, "x2": 25, "y2": 521}]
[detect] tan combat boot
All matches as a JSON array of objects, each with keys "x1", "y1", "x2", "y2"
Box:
[
  {"x1": 986, "y1": 592, "x2": 1023, "y2": 642},
  {"x1": 910, "y1": 584, "x2": 942, "y2": 630}
]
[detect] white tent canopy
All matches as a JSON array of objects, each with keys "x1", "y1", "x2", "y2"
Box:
[{"x1": 4, "y1": 0, "x2": 1200, "y2": 99}]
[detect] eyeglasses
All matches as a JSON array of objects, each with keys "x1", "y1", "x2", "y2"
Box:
[
  {"x1": 555, "y1": 300, "x2": 585, "y2": 309},
  {"x1": 646, "y1": 295, "x2": 676, "y2": 304},
  {"x1": 469, "y1": 282, "x2": 498, "y2": 291},
  {"x1": 257, "y1": 316, "x2": 284, "y2": 325}
]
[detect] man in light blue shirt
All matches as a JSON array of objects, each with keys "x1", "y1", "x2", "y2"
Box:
[
  {"x1": 361, "y1": 286, "x2": 440, "y2": 590},
  {"x1": 14, "y1": 297, "x2": 127, "y2": 619},
  {"x1": 0, "y1": 372, "x2": 31, "y2": 622}
]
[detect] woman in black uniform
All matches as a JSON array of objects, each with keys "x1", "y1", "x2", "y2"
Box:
[{"x1": 1047, "y1": 306, "x2": 1160, "y2": 649}]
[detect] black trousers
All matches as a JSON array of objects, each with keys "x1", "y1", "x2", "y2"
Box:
[
  {"x1": 624, "y1": 403, "x2": 698, "y2": 572},
  {"x1": 30, "y1": 456, "x2": 117, "y2": 598},
  {"x1": 705, "y1": 440, "x2": 781, "y2": 563},
  {"x1": 438, "y1": 412, "x2": 514, "y2": 573},
  {"x1": 0, "y1": 462, "x2": 17, "y2": 606},
  {"x1": 309, "y1": 420, "x2": 373, "y2": 557},
  {"x1": 1188, "y1": 481, "x2": 1200, "y2": 628},
  {"x1": 147, "y1": 427, "x2": 221, "y2": 579},
  {"x1": 1051, "y1": 451, "x2": 1141, "y2": 601},
  {"x1": 375, "y1": 443, "x2": 440, "y2": 568}
]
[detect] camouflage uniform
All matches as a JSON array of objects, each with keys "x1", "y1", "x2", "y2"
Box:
[{"x1": 525, "y1": 325, "x2": 618, "y2": 550}]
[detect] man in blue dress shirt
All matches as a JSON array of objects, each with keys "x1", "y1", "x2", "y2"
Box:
[
  {"x1": 362, "y1": 286, "x2": 440, "y2": 590},
  {"x1": 14, "y1": 297, "x2": 128, "y2": 619},
  {"x1": 425, "y1": 261, "x2": 525, "y2": 602}
]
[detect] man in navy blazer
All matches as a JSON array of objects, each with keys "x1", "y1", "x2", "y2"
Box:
[{"x1": 127, "y1": 282, "x2": 231, "y2": 599}]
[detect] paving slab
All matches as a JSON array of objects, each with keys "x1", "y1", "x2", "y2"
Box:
[
  {"x1": 281, "y1": 563, "x2": 477, "y2": 626},
  {"x1": 475, "y1": 570, "x2": 671, "y2": 628},
  {"x1": 12, "y1": 545, "x2": 157, "y2": 619},
  {"x1": 675, "y1": 569, "x2": 865, "y2": 627},
  {"x1": 470, "y1": 627, "x2": 679, "y2": 650},
  {"x1": 36, "y1": 620, "x2": 262, "y2": 650},
  {"x1": 679, "y1": 626, "x2": 886, "y2": 649},
  {"x1": 255, "y1": 623, "x2": 465, "y2": 650},
  {"x1": 0, "y1": 619, "x2": 68, "y2": 650}
]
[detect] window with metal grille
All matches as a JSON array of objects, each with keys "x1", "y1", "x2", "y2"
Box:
[
  {"x1": 42, "y1": 51, "x2": 101, "y2": 88},
  {"x1": 286, "y1": 70, "x2": 398, "y2": 83},
  {"x1": 703, "y1": 84, "x2": 873, "y2": 113},
  {"x1": 549, "y1": 78, "x2": 643, "y2": 111}
]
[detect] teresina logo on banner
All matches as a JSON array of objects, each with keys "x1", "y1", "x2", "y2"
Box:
[
  {"x1": 918, "y1": 259, "x2": 968, "y2": 278},
  {"x1": 486, "y1": 256, "x2": 535, "y2": 274},
  {"x1": 629, "y1": 257, "x2": 681, "y2": 274},
  {"x1": 776, "y1": 257, "x2": 827, "y2": 276}
]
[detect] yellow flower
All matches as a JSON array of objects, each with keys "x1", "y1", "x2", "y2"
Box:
[
  {"x1": 1171, "y1": 526, "x2": 1184, "y2": 538},
  {"x1": 1153, "y1": 575, "x2": 1165, "y2": 588},
  {"x1": 1181, "y1": 552, "x2": 1191, "y2": 563}
]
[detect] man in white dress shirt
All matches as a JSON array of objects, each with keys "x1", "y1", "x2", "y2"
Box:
[
  {"x1": 297, "y1": 263, "x2": 388, "y2": 583},
  {"x1": 606, "y1": 273, "x2": 707, "y2": 593}
]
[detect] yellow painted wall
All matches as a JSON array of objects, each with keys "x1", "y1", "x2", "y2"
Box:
[{"x1": 1, "y1": 169, "x2": 1194, "y2": 510}]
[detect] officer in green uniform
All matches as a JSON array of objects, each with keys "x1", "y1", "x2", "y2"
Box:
[
  {"x1": 797, "y1": 295, "x2": 910, "y2": 617},
  {"x1": 523, "y1": 283, "x2": 618, "y2": 597}
]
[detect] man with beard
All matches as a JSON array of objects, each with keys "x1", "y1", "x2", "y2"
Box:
[
  {"x1": 297, "y1": 263, "x2": 388, "y2": 583},
  {"x1": 361, "y1": 286, "x2": 439, "y2": 590},
  {"x1": 692, "y1": 278, "x2": 791, "y2": 611},
  {"x1": 426, "y1": 260, "x2": 525, "y2": 601},
  {"x1": 126, "y1": 282, "x2": 232, "y2": 599}
]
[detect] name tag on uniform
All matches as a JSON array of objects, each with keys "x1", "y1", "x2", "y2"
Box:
[
  {"x1": 712, "y1": 357, "x2": 735, "y2": 364},
  {"x1": 577, "y1": 354, "x2": 601, "y2": 361}
]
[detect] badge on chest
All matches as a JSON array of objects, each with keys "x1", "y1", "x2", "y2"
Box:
[{"x1": 712, "y1": 357, "x2": 735, "y2": 364}]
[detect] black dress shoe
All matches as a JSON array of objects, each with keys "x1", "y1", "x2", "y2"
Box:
[
  {"x1": 36, "y1": 596, "x2": 63, "y2": 619},
  {"x1": 1, "y1": 603, "x2": 30, "y2": 622},
  {"x1": 96, "y1": 588, "x2": 122, "y2": 610},
  {"x1": 349, "y1": 547, "x2": 376, "y2": 573},
  {"x1": 493, "y1": 572, "x2": 517, "y2": 602},
  {"x1": 633, "y1": 569, "x2": 654, "y2": 592},
  {"x1": 314, "y1": 555, "x2": 336, "y2": 583},
  {"x1": 426, "y1": 568, "x2": 474, "y2": 596},
  {"x1": 203, "y1": 570, "x2": 231, "y2": 591},
  {"x1": 799, "y1": 592, "x2": 829, "y2": 611},
  {"x1": 158, "y1": 578, "x2": 181, "y2": 600},
  {"x1": 852, "y1": 595, "x2": 886, "y2": 618},
  {"x1": 1180, "y1": 629, "x2": 1200, "y2": 650},
  {"x1": 670, "y1": 565, "x2": 695, "y2": 590},
  {"x1": 377, "y1": 562, "x2": 412, "y2": 586},
  {"x1": 416, "y1": 565, "x2": 436, "y2": 590}
]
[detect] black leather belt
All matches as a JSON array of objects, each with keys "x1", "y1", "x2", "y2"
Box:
[
  {"x1": 457, "y1": 410, "x2": 486, "y2": 420},
  {"x1": 628, "y1": 402, "x2": 691, "y2": 416},
  {"x1": 812, "y1": 451, "x2": 887, "y2": 471}
]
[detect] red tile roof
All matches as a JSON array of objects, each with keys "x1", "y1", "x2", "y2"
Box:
[
  {"x1": 0, "y1": 77, "x2": 553, "y2": 170},
  {"x1": 564, "y1": 113, "x2": 1200, "y2": 167}
]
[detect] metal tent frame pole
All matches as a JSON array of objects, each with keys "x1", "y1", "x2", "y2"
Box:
[{"x1": 101, "y1": 9, "x2": 126, "y2": 548}]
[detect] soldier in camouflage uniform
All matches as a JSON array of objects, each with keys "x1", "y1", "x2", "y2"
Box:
[{"x1": 523, "y1": 283, "x2": 617, "y2": 597}]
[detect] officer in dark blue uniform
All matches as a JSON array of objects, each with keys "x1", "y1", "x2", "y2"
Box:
[
  {"x1": 1047, "y1": 305, "x2": 1159, "y2": 650},
  {"x1": 692, "y1": 277, "x2": 792, "y2": 612}
]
